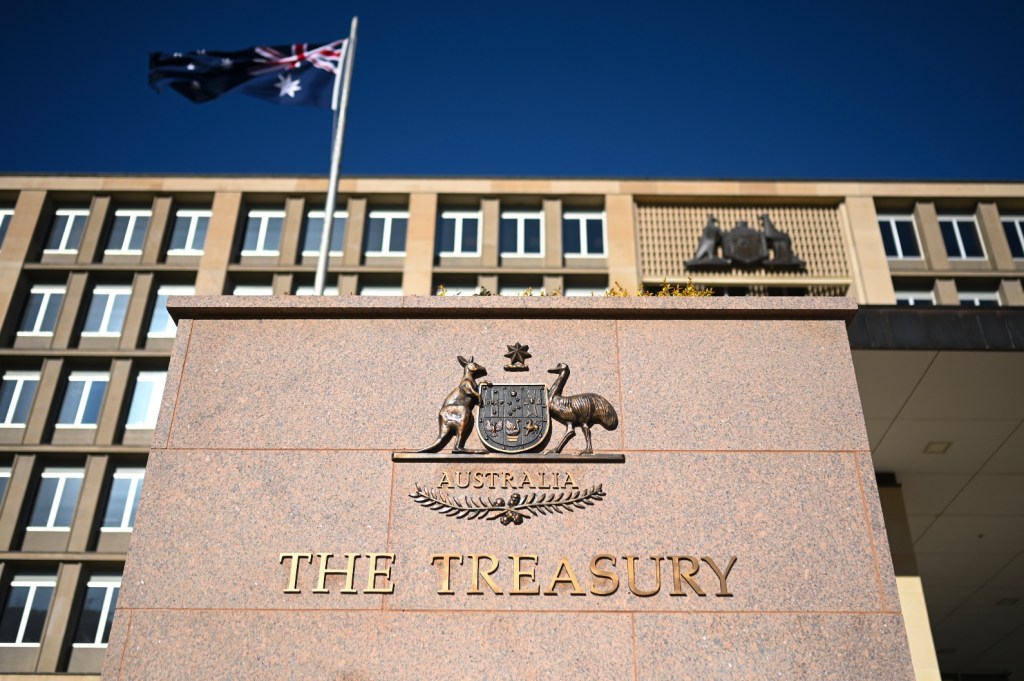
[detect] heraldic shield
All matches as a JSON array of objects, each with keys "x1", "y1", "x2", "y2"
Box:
[{"x1": 478, "y1": 383, "x2": 550, "y2": 453}]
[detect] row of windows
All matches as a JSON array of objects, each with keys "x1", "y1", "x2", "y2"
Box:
[
  {"x1": 2, "y1": 205, "x2": 609, "y2": 260},
  {"x1": 878, "y1": 213, "x2": 1024, "y2": 261},
  {"x1": 18, "y1": 284, "x2": 188, "y2": 340},
  {"x1": 0, "y1": 370, "x2": 165, "y2": 429},
  {"x1": 0, "y1": 571, "x2": 121, "y2": 648},
  {"x1": 894, "y1": 286, "x2": 1009, "y2": 307}
]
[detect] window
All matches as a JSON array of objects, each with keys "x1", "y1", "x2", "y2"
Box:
[
  {"x1": 0, "y1": 574, "x2": 55, "y2": 646},
  {"x1": 27, "y1": 468, "x2": 84, "y2": 530},
  {"x1": 0, "y1": 371, "x2": 39, "y2": 427},
  {"x1": 168, "y1": 209, "x2": 210, "y2": 254},
  {"x1": 364, "y1": 210, "x2": 408, "y2": 256},
  {"x1": 877, "y1": 214, "x2": 922, "y2": 259},
  {"x1": 82, "y1": 286, "x2": 131, "y2": 336},
  {"x1": 101, "y1": 469, "x2": 144, "y2": 532},
  {"x1": 105, "y1": 209, "x2": 150, "y2": 254},
  {"x1": 302, "y1": 210, "x2": 347, "y2": 255},
  {"x1": 232, "y1": 285, "x2": 273, "y2": 296},
  {"x1": 1001, "y1": 216, "x2": 1024, "y2": 259},
  {"x1": 895, "y1": 291, "x2": 935, "y2": 306},
  {"x1": 437, "y1": 211, "x2": 481, "y2": 256},
  {"x1": 126, "y1": 372, "x2": 167, "y2": 430},
  {"x1": 565, "y1": 284, "x2": 607, "y2": 297},
  {"x1": 56, "y1": 372, "x2": 108, "y2": 428},
  {"x1": 500, "y1": 210, "x2": 544, "y2": 256},
  {"x1": 44, "y1": 209, "x2": 89, "y2": 253},
  {"x1": 17, "y1": 285, "x2": 65, "y2": 337},
  {"x1": 241, "y1": 209, "x2": 284, "y2": 256},
  {"x1": 294, "y1": 285, "x2": 339, "y2": 296},
  {"x1": 0, "y1": 208, "x2": 13, "y2": 248},
  {"x1": 148, "y1": 285, "x2": 194, "y2": 338},
  {"x1": 939, "y1": 215, "x2": 985, "y2": 259},
  {"x1": 958, "y1": 290, "x2": 1000, "y2": 307},
  {"x1": 563, "y1": 211, "x2": 606, "y2": 257},
  {"x1": 0, "y1": 468, "x2": 9, "y2": 504},
  {"x1": 357, "y1": 284, "x2": 402, "y2": 296},
  {"x1": 72, "y1": 575, "x2": 120, "y2": 648}
]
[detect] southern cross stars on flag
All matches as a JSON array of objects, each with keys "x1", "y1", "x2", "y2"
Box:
[{"x1": 148, "y1": 39, "x2": 347, "y2": 108}]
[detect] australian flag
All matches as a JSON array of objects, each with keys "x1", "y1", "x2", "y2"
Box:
[{"x1": 148, "y1": 39, "x2": 347, "y2": 108}]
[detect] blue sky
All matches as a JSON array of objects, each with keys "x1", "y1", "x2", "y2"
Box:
[{"x1": 2, "y1": 0, "x2": 1022, "y2": 179}]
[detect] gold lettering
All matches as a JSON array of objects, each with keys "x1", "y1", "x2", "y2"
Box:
[
  {"x1": 438, "y1": 471, "x2": 452, "y2": 489},
  {"x1": 473, "y1": 471, "x2": 485, "y2": 489},
  {"x1": 510, "y1": 554, "x2": 540, "y2": 594},
  {"x1": 502, "y1": 472, "x2": 515, "y2": 489},
  {"x1": 364, "y1": 553, "x2": 396, "y2": 594},
  {"x1": 312, "y1": 553, "x2": 359, "y2": 594},
  {"x1": 669, "y1": 556, "x2": 705, "y2": 596},
  {"x1": 455, "y1": 472, "x2": 469, "y2": 488},
  {"x1": 486, "y1": 471, "x2": 499, "y2": 488},
  {"x1": 430, "y1": 554, "x2": 462, "y2": 594},
  {"x1": 625, "y1": 556, "x2": 663, "y2": 597},
  {"x1": 520, "y1": 471, "x2": 534, "y2": 488},
  {"x1": 701, "y1": 556, "x2": 737, "y2": 597},
  {"x1": 544, "y1": 557, "x2": 585, "y2": 595},
  {"x1": 279, "y1": 552, "x2": 313, "y2": 593},
  {"x1": 563, "y1": 471, "x2": 578, "y2": 488},
  {"x1": 468, "y1": 554, "x2": 502, "y2": 594},
  {"x1": 589, "y1": 554, "x2": 619, "y2": 596}
]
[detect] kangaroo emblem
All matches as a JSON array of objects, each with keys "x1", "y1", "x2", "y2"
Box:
[{"x1": 417, "y1": 356, "x2": 489, "y2": 453}]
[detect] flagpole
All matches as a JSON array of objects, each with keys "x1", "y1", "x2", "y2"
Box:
[{"x1": 314, "y1": 16, "x2": 358, "y2": 295}]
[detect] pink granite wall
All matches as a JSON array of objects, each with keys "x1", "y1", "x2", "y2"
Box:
[{"x1": 104, "y1": 297, "x2": 914, "y2": 680}]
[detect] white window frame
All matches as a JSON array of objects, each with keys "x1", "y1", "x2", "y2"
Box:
[
  {"x1": 0, "y1": 371, "x2": 39, "y2": 427},
  {"x1": 302, "y1": 210, "x2": 348, "y2": 256},
  {"x1": 44, "y1": 209, "x2": 90, "y2": 254},
  {"x1": 894, "y1": 291, "x2": 935, "y2": 306},
  {"x1": 294, "y1": 285, "x2": 340, "y2": 296},
  {"x1": 940, "y1": 215, "x2": 987, "y2": 260},
  {"x1": 81, "y1": 286, "x2": 132, "y2": 337},
  {"x1": 71, "y1": 575, "x2": 121, "y2": 648},
  {"x1": 101, "y1": 468, "x2": 145, "y2": 532},
  {"x1": 55, "y1": 372, "x2": 109, "y2": 429},
  {"x1": 877, "y1": 214, "x2": 923, "y2": 260},
  {"x1": 0, "y1": 467, "x2": 9, "y2": 500},
  {"x1": 958, "y1": 290, "x2": 1001, "y2": 307},
  {"x1": 27, "y1": 468, "x2": 84, "y2": 530},
  {"x1": 437, "y1": 210, "x2": 482, "y2": 257},
  {"x1": 357, "y1": 285, "x2": 403, "y2": 296},
  {"x1": 365, "y1": 210, "x2": 408, "y2": 257},
  {"x1": 167, "y1": 209, "x2": 210, "y2": 255},
  {"x1": 562, "y1": 211, "x2": 607, "y2": 257},
  {"x1": 1002, "y1": 216, "x2": 1024, "y2": 260},
  {"x1": 0, "y1": 575, "x2": 57, "y2": 647},
  {"x1": 147, "y1": 285, "x2": 194, "y2": 338},
  {"x1": 125, "y1": 372, "x2": 166, "y2": 430},
  {"x1": 17, "y1": 285, "x2": 66, "y2": 337},
  {"x1": 105, "y1": 209, "x2": 151, "y2": 254},
  {"x1": 232, "y1": 285, "x2": 273, "y2": 296},
  {"x1": 241, "y1": 209, "x2": 285, "y2": 256},
  {"x1": 0, "y1": 208, "x2": 13, "y2": 248},
  {"x1": 499, "y1": 210, "x2": 545, "y2": 257}
]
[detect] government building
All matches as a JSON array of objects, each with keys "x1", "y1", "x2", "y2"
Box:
[{"x1": 0, "y1": 174, "x2": 1021, "y2": 679}]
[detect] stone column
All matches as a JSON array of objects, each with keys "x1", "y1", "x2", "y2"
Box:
[
  {"x1": 403, "y1": 193, "x2": 438, "y2": 295},
  {"x1": 606, "y1": 194, "x2": 640, "y2": 293},
  {"x1": 841, "y1": 196, "x2": 895, "y2": 305},
  {"x1": 195, "y1": 192, "x2": 242, "y2": 295}
]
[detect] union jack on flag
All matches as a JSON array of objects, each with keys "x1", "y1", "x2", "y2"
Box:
[{"x1": 149, "y1": 38, "x2": 348, "y2": 108}]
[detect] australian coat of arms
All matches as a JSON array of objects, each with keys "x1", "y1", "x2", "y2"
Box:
[{"x1": 415, "y1": 344, "x2": 618, "y2": 456}]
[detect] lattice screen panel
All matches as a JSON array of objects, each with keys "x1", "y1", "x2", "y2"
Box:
[{"x1": 636, "y1": 204, "x2": 850, "y2": 283}]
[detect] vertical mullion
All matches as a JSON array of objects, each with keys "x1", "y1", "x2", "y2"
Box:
[
  {"x1": 73, "y1": 379, "x2": 91, "y2": 425},
  {"x1": 121, "y1": 477, "x2": 139, "y2": 528},
  {"x1": 891, "y1": 221, "x2": 904, "y2": 259},
  {"x1": 99, "y1": 294, "x2": 115, "y2": 333},
  {"x1": 15, "y1": 585, "x2": 35, "y2": 644},
  {"x1": 186, "y1": 216, "x2": 198, "y2": 250},
  {"x1": 382, "y1": 217, "x2": 392, "y2": 255},
  {"x1": 46, "y1": 476, "x2": 66, "y2": 527},
  {"x1": 1014, "y1": 221, "x2": 1024, "y2": 255},
  {"x1": 34, "y1": 293, "x2": 49, "y2": 332},
  {"x1": 5, "y1": 379, "x2": 24, "y2": 423},
  {"x1": 579, "y1": 219, "x2": 588, "y2": 255},
  {"x1": 517, "y1": 218, "x2": 525, "y2": 255},
  {"x1": 96, "y1": 586, "x2": 115, "y2": 644},
  {"x1": 454, "y1": 218, "x2": 463, "y2": 255},
  {"x1": 953, "y1": 220, "x2": 967, "y2": 258},
  {"x1": 58, "y1": 217, "x2": 71, "y2": 251}
]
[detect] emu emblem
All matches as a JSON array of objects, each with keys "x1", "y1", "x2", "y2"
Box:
[{"x1": 478, "y1": 383, "x2": 550, "y2": 453}]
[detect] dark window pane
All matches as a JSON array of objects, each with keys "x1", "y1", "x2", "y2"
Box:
[
  {"x1": 1004, "y1": 222, "x2": 1024, "y2": 258},
  {"x1": 46, "y1": 216, "x2": 68, "y2": 250},
  {"x1": 81, "y1": 382, "x2": 106, "y2": 425},
  {"x1": 977, "y1": 299, "x2": 999, "y2": 307},
  {"x1": 461, "y1": 218, "x2": 478, "y2": 253},
  {"x1": 263, "y1": 217, "x2": 283, "y2": 252},
  {"x1": 0, "y1": 213, "x2": 10, "y2": 247},
  {"x1": 437, "y1": 218, "x2": 456, "y2": 253},
  {"x1": 58, "y1": 381, "x2": 85, "y2": 424},
  {"x1": 242, "y1": 217, "x2": 262, "y2": 252},
  {"x1": 388, "y1": 218, "x2": 407, "y2": 252},
  {"x1": 916, "y1": 299, "x2": 934, "y2": 306},
  {"x1": 19, "y1": 294, "x2": 44, "y2": 332},
  {"x1": 499, "y1": 218, "x2": 517, "y2": 253},
  {"x1": 303, "y1": 216, "x2": 324, "y2": 253},
  {"x1": 0, "y1": 381, "x2": 18, "y2": 418},
  {"x1": 22, "y1": 585, "x2": 52, "y2": 643},
  {"x1": 127, "y1": 216, "x2": 148, "y2": 250},
  {"x1": 0, "y1": 476, "x2": 8, "y2": 505},
  {"x1": 103, "y1": 477, "x2": 132, "y2": 527},
  {"x1": 29, "y1": 478, "x2": 59, "y2": 526},
  {"x1": 11, "y1": 380, "x2": 36, "y2": 424},
  {"x1": 330, "y1": 216, "x2": 346, "y2": 252},
  {"x1": 523, "y1": 219, "x2": 541, "y2": 253},
  {"x1": 586, "y1": 219, "x2": 604, "y2": 254},
  {"x1": 83, "y1": 295, "x2": 108, "y2": 332},
  {"x1": 53, "y1": 476, "x2": 82, "y2": 526},
  {"x1": 147, "y1": 294, "x2": 171, "y2": 335},
  {"x1": 40, "y1": 294, "x2": 62, "y2": 332},
  {"x1": 169, "y1": 216, "x2": 192, "y2": 250},
  {"x1": 878, "y1": 221, "x2": 897, "y2": 257},
  {"x1": 894, "y1": 221, "x2": 919, "y2": 257},
  {"x1": 106, "y1": 295, "x2": 128, "y2": 333},
  {"x1": 191, "y1": 216, "x2": 209, "y2": 251},
  {"x1": 562, "y1": 219, "x2": 581, "y2": 254},
  {"x1": 102, "y1": 588, "x2": 119, "y2": 642},
  {"x1": 108, "y1": 216, "x2": 130, "y2": 250},
  {"x1": 365, "y1": 217, "x2": 385, "y2": 252},
  {"x1": 0, "y1": 586, "x2": 28, "y2": 642},
  {"x1": 127, "y1": 482, "x2": 141, "y2": 526},
  {"x1": 939, "y1": 221, "x2": 960, "y2": 256},
  {"x1": 958, "y1": 221, "x2": 983, "y2": 257},
  {"x1": 74, "y1": 586, "x2": 105, "y2": 643}
]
